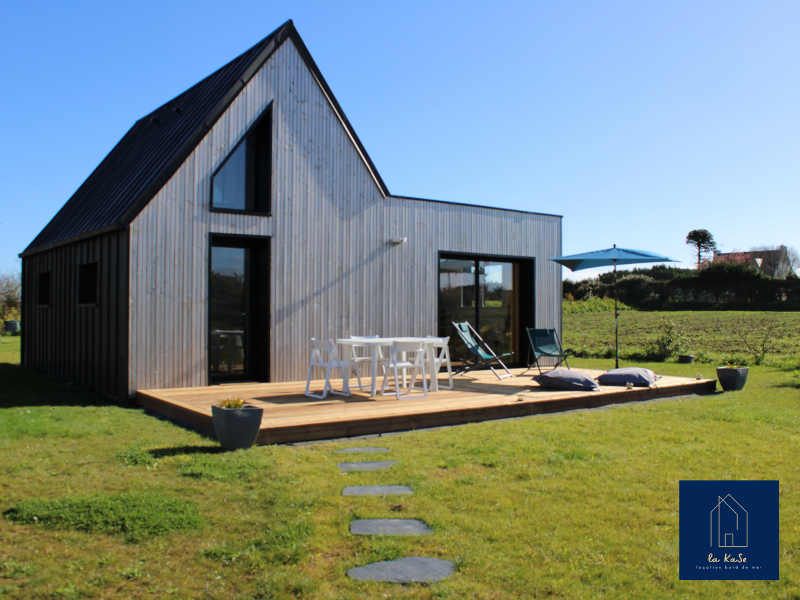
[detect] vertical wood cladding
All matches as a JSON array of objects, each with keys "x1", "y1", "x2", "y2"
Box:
[
  {"x1": 21, "y1": 230, "x2": 129, "y2": 398},
  {"x1": 128, "y1": 38, "x2": 562, "y2": 394}
]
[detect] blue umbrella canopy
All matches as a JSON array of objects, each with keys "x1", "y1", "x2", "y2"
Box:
[
  {"x1": 550, "y1": 246, "x2": 677, "y2": 271},
  {"x1": 550, "y1": 245, "x2": 677, "y2": 368}
]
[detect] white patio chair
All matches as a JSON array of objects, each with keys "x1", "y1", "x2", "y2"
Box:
[
  {"x1": 428, "y1": 336, "x2": 454, "y2": 390},
  {"x1": 350, "y1": 335, "x2": 387, "y2": 391},
  {"x1": 305, "y1": 338, "x2": 357, "y2": 399},
  {"x1": 380, "y1": 340, "x2": 428, "y2": 400}
]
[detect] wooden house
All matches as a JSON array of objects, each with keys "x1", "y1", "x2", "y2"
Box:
[{"x1": 20, "y1": 21, "x2": 562, "y2": 400}]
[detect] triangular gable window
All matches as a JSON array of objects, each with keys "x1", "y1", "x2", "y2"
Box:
[
  {"x1": 211, "y1": 104, "x2": 272, "y2": 214},
  {"x1": 212, "y1": 143, "x2": 247, "y2": 209}
]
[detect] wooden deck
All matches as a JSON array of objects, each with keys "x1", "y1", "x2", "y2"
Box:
[{"x1": 136, "y1": 369, "x2": 717, "y2": 445}]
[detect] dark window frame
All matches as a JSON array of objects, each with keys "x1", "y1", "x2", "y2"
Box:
[
  {"x1": 37, "y1": 271, "x2": 52, "y2": 307},
  {"x1": 210, "y1": 102, "x2": 272, "y2": 215},
  {"x1": 437, "y1": 251, "x2": 536, "y2": 368},
  {"x1": 78, "y1": 262, "x2": 99, "y2": 307},
  {"x1": 207, "y1": 233, "x2": 271, "y2": 384}
]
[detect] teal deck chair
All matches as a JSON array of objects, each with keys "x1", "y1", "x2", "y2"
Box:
[
  {"x1": 452, "y1": 322, "x2": 513, "y2": 380},
  {"x1": 524, "y1": 328, "x2": 569, "y2": 376}
]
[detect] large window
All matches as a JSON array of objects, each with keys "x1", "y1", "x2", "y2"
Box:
[
  {"x1": 439, "y1": 255, "x2": 529, "y2": 366},
  {"x1": 211, "y1": 106, "x2": 272, "y2": 214},
  {"x1": 209, "y1": 247, "x2": 248, "y2": 376},
  {"x1": 208, "y1": 235, "x2": 270, "y2": 383}
]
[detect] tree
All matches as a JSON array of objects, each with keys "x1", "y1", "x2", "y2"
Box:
[
  {"x1": 685, "y1": 229, "x2": 716, "y2": 269},
  {"x1": 785, "y1": 246, "x2": 799, "y2": 278},
  {"x1": 0, "y1": 268, "x2": 21, "y2": 321}
]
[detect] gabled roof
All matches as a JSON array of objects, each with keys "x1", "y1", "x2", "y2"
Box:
[
  {"x1": 23, "y1": 20, "x2": 389, "y2": 256},
  {"x1": 713, "y1": 246, "x2": 789, "y2": 274}
]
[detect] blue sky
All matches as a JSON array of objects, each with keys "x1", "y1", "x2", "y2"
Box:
[{"x1": 2, "y1": 1, "x2": 798, "y2": 280}]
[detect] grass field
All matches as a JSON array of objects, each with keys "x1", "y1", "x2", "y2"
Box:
[
  {"x1": 0, "y1": 336, "x2": 20, "y2": 365},
  {"x1": 2, "y1": 336, "x2": 800, "y2": 598},
  {"x1": 563, "y1": 308, "x2": 800, "y2": 366}
]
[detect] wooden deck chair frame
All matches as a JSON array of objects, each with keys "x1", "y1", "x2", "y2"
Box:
[
  {"x1": 452, "y1": 321, "x2": 513, "y2": 380},
  {"x1": 523, "y1": 327, "x2": 570, "y2": 376}
]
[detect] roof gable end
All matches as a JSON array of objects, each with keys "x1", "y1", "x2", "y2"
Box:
[{"x1": 23, "y1": 20, "x2": 388, "y2": 256}]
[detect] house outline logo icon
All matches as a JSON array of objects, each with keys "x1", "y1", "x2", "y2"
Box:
[{"x1": 710, "y1": 494, "x2": 748, "y2": 548}]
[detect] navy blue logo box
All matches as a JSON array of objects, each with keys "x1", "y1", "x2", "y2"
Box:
[{"x1": 679, "y1": 480, "x2": 779, "y2": 580}]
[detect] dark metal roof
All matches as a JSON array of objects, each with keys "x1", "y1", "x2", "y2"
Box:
[{"x1": 23, "y1": 20, "x2": 390, "y2": 256}]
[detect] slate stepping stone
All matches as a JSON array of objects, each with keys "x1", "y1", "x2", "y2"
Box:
[
  {"x1": 342, "y1": 485, "x2": 414, "y2": 496},
  {"x1": 350, "y1": 518, "x2": 432, "y2": 536},
  {"x1": 333, "y1": 447, "x2": 389, "y2": 454},
  {"x1": 338, "y1": 461, "x2": 397, "y2": 472},
  {"x1": 347, "y1": 557, "x2": 454, "y2": 582}
]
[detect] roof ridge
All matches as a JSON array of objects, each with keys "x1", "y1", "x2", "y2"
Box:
[{"x1": 136, "y1": 21, "x2": 291, "y2": 123}]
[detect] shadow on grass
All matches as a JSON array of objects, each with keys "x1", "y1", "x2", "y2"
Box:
[
  {"x1": 149, "y1": 445, "x2": 224, "y2": 459},
  {"x1": 141, "y1": 408, "x2": 217, "y2": 440},
  {"x1": 0, "y1": 363, "x2": 117, "y2": 409},
  {"x1": 772, "y1": 381, "x2": 800, "y2": 390}
]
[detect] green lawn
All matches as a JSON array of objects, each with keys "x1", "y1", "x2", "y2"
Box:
[
  {"x1": 1, "y1": 338, "x2": 800, "y2": 598},
  {"x1": 0, "y1": 336, "x2": 20, "y2": 365}
]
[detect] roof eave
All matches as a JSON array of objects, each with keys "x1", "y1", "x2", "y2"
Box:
[{"x1": 20, "y1": 221, "x2": 126, "y2": 258}]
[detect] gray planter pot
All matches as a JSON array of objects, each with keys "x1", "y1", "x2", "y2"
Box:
[
  {"x1": 211, "y1": 405, "x2": 263, "y2": 450},
  {"x1": 716, "y1": 367, "x2": 749, "y2": 392},
  {"x1": 678, "y1": 355, "x2": 695, "y2": 364}
]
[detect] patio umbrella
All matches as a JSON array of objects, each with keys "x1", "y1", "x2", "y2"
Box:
[{"x1": 550, "y1": 245, "x2": 677, "y2": 368}]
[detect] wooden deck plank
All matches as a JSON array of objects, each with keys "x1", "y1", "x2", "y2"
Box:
[{"x1": 136, "y1": 368, "x2": 717, "y2": 444}]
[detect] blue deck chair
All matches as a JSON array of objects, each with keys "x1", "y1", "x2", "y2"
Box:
[
  {"x1": 524, "y1": 328, "x2": 570, "y2": 376},
  {"x1": 452, "y1": 322, "x2": 513, "y2": 380}
]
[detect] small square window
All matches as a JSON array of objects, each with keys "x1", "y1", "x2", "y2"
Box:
[
  {"x1": 38, "y1": 272, "x2": 51, "y2": 306},
  {"x1": 78, "y1": 263, "x2": 98, "y2": 305}
]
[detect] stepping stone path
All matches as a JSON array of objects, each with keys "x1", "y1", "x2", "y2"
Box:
[
  {"x1": 347, "y1": 557, "x2": 455, "y2": 583},
  {"x1": 342, "y1": 485, "x2": 414, "y2": 496},
  {"x1": 351, "y1": 518, "x2": 432, "y2": 536},
  {"x1": 337, "y1": 461, "x2": 397, "y2": 472},
  {"x1": 333, "y1": 447, "x2": 389, "y2": 453},
  {"x1": 336, "y1": 446, "x2": 455, "y2": 583}
]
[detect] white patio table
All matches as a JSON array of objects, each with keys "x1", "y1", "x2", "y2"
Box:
[{"x1": 336, "y1": 337, "x2": 449, "y2": 397}]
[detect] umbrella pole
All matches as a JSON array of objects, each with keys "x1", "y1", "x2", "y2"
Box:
[{"x1": 614, "y1": 260, "x2": 619, "y2": 369}]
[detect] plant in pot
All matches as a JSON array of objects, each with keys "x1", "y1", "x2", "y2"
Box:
[
  {"x1": 211, "y1": 397, "x2": 263, "y2": 450},
  {"x1": 3, "y1": 307, "x2": 21, "y2": 336},
  {"x1": 716, "y1": 358, "x2": 749, "y2": 392}
]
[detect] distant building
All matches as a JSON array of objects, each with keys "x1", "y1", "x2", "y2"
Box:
[{"x1": 713, "y1": 246, "x2": 790, "y2": 278}]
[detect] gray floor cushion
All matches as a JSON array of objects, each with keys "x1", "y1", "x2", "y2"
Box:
[
  {"x1": 534, "y1": 368, "x2": 601, "y2": 391},
  {"x1": 596, "y1": 367, "x2": 661, "y2": 387}
]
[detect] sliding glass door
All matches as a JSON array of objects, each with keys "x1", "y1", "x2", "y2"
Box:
[
  {"x1": 439, "y1": 255, "x2": 528, "y2": 366},
  {"x1": 478, "y1": 261, "x2": 518, "y2": 359}
]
